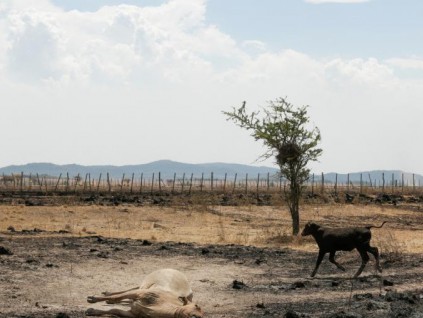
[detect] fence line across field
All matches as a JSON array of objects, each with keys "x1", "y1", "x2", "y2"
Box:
[{"x1": 0, "y1": 172, "x2": 422, "y2": 195}]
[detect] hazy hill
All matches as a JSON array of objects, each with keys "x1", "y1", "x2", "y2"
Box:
[
  {"x1": 0, "y1": 160, "x2": 279, "y2": 180},
  {"x1": 1, "y1": 161, "x2": 422, "y2": 185}
]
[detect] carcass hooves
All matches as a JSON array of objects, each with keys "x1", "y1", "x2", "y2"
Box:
[
  {"x1": 87, "y1": 296, "x2": 97, "y2": 303},
  {"x1": 85, "y1": 308, "x2": 96, "y2": 316}
]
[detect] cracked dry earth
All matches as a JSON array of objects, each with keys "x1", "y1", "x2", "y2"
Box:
[{"x1": 1, "y1": 232, "x2": 423, "y2": 318}]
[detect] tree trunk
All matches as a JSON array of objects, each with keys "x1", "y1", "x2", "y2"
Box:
[
  {"x1": 288, "y1": 177, "x2": 301, "y2": 236},
  {"x1": 290, "y1": 205, "x2": 300, "y2": 235}
]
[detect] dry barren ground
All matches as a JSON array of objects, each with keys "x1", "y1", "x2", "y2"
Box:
[{"x1": 1, "y1": 198, "x2": 423, "y2": 317}]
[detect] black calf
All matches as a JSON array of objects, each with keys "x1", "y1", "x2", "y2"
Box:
[{"x1": 301, "y1": 221, "x2": 386, "y2": 278}]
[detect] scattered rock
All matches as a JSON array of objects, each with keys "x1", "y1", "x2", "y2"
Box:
[
  {"x1": 290, "y1": 281, "x2": 306, "y2": 289},
  {"x1": 56, "y1": 313, "x2": 70, "y2": 318},
  {"x1": 142, "y1": 240, "x2": 152, "y2": 246},
  {"x1": 97, "y1": 251, "x2": 109, "y2": 258},
  {"x1": 0, "y1": 246, "x2": 13, "y2": 255},
  {"x1": 383, "y1": 279, "x2": 394, "y2": 286},
  {"x1": 232, "y1": 280, "x2": 247, "y2": 290},
  {"x1": 366, "y1": 300, "x2": 389, "y2": 311},
  {"x1": 256, "y1": 302, "x2": 265, "y2": 309},
  {"x1": 201, "y1": 248, "x2": 210, "y2": 255},
  {"x1": 26, "y1": 258, "x2": 40, "y2": 264},
  {"x1": 353, "y1": 293, "x2": 373, "y2": 301},
  {"x1": 7, "y1": 226, "x2": 15, "y2": 232},
  {"x1": 284, "y1": 309, "x2": 301, "y2": 318}
]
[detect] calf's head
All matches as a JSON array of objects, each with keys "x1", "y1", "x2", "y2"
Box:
[
  {"x1": 176, "y1": 303, "x2": 204, "y2": 318},
  {"x1": 301, "y1": 222, "x2": 320, "y2": 236}
]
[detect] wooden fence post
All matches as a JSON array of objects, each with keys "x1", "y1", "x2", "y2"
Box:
[
  {"x1": 130, "y1": 173, "x2": 134, "y2": 194},
  {"x1": 347, "y1": 173, "x2": 350, "y2": 192},
  {"x1": 65, "y1": 173, "x2": 70, "y2": 192},
  {"x1": 189, "y1": 173, "x2": 193, "y2": 195},
  {"x1": 267, "y1": 172, "x2": 270, "y2": 192},
  {"x1": 97, "y1": 173, "x2": 102, "y2": 193},
  {"x1": 402, "y1": 173, "x2": 404, "y2": 193},
  {"x1": 172, "y1": 173, "x2": 176, "y2": 193},
  {"x1": 158, "y1": 172, "x2": 162, "y2": 194},
  {"x1": 55, "y1": 173, "x2": 62, "y2": 192},
  {"x1": 256, "y1": 173, "x2": 260, "y2": 195},
  {"x1": 74, "y1": 174, "x2": 80, "y2": 192},
  {"x1": 232, "y1": 173, "x2": 237, "y2": 193},
  {"x1": 382, "y1": 172, "x2": 385, "y2": 193},
  {"x1": 200, "y1": 173, "x2": 204, "y2": 192},
  {"x1": 223, "y1": 173, "x2": 227, "y2": 192},
  {"x1": 20, "y1": 172, "x2": 24, "y2": 192},
  {"x1": 211, "y1": 172, "x2": 214, "y2": 191},
  {"x1": 120, "y1": 173, "x2": 125, "y2": 193},
  {"x1": 334, "y1": 173, "x2": 338, "y2": 195},
  {"x1": 107, "y1": 173, "x2": 111, "y2": 193},
  {"x1": 182, "y1": 173, "x2": 186, "y2": 193}
]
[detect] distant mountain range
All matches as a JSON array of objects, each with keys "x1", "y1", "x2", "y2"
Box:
[
  {"x1": 0, "y1": 161, "x2": 422, "y2": 184},
  {"x1": 0, "y1": 160, "x2": 279, "y2": 180}
]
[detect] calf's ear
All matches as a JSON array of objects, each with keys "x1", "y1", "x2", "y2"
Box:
[{"x1": 179, "y1": 296, "x2": 189, "y2": 305}]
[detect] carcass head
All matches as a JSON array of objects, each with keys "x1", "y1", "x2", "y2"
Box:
[{"x1": 177, "y1": 303, "x2": 204, "y2": 318}]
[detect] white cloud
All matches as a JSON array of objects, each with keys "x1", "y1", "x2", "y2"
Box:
[
  {"x1": 0, "y1": 0, "x2": 422, "y2": 175},
  {"x1": 386, "y1": 57, "x2": 423, "y2": 70}
]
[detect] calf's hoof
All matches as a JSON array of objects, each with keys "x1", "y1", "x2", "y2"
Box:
[
  {"x1": 85, "y1": 308, "x2": 96, "y2": 316},
  {"x1": 87, "y1": 296, "x2": 97, "y2": 303}
]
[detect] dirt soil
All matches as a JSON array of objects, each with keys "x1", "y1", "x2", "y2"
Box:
[{"x1": 1, "y1": 196, "x2": 423, "y2": 318}]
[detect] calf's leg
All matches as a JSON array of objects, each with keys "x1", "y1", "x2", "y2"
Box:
[
  {"x1": 87, "y1": 290, "x2": 142, "y2": 304},
  {"x1": 367, "y1": 246, "x2": 382, "y2": 273},
  {"x1": 354, "y1": 249, "x2": 370, "y2": 278},
  {"x1": 329, "y1": 251, "x2": 346, "y2": 271},
  {"x1": 311, "y1": 251, "x2": 326, "y2": 277},
  {"x1": 102, "y1": 286, "x2": 139, "y2": 296},
  {"x1": 85, "y1": 308, "x2": 135, "y2": 317}
]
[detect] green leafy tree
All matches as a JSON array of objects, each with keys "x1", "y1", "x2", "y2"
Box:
[{"x1": 223, "y1": 97, "x2": 322, "y2": 235}]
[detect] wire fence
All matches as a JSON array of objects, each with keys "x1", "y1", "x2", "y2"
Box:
[{"x1": 1, "y1": 171, "x2": 422, "y2": 196}]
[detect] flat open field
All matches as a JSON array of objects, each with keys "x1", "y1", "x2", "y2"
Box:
[{"x1": 1, "y1": 196, "x2": 423, "y2": 317}]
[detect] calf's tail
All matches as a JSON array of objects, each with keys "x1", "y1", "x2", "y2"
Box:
[{"x1": 367, "y1": 221, "x2": 386, "y2": 229}]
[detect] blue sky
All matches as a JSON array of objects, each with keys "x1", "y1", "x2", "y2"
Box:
[{"x1": 1, "y1": 0, "x2": 423, "y2": 174}]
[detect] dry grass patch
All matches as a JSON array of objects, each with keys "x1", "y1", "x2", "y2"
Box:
[{"x1": 0, "y1": 203, "x2": 422, "y2": 253}]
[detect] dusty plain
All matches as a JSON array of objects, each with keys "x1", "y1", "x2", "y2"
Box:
[{"x1": 0, "y1": 193, "x2": 423, "y2": 317}]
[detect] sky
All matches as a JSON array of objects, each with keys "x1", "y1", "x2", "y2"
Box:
[{"x1": 0, "y1": 0, "x2": 423, "y2": 174}]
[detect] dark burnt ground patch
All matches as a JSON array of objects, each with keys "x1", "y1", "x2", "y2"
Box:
[{"x1": 0, "y1": 235, "x2": 422, "y2": 318}]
